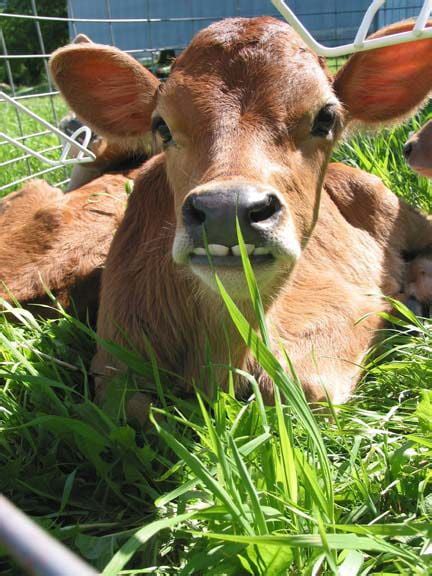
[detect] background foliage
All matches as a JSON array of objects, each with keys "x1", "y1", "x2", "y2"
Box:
[{"x1": 0, "y1": 0, "x2": 68, "y2": 87}]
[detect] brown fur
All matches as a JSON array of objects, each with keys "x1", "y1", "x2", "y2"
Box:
[
  {"x1": 405, "y1": 247, "x2": 432, "y2": 307},
  {"x1": 404, "y1": 119, "x2": 432, "y2": 178},
  {"x1": 50, "y1": 42, "x2": 159, "y2": 145},
  {"x1": 47, "y1": 17, "x2": 432, "y2": 406},
  {"x1": 0, "y1": 175, "x2": 128, "y2": 321}
]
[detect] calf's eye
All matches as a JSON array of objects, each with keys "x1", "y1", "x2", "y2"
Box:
[
  {"x1": 311, "y1": 104, "x2": 337, "y2": 137},
  {"x1": 151, "y1": 116, "x2": 173, "y2": 145}
]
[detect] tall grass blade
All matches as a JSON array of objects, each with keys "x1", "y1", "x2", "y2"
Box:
[{"x1": 103, "y1": 512, "x2": 195, "y2": 575}]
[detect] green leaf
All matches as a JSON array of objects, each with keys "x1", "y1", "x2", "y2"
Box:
[
  {"x1": 102, "y1": 512, "x2": 195, "y2": 575},
  {"x1": 228, "y1": 434, "x2": 268, "y2": 535},
  {"x1": 191, "y1": 531, "x2": 404, "y2": 555},
  {"x1": 415, "y1": 390, "x2": 432, "y2": 433},
  {"x1": 338, "y1": 550, "x2": 364, "y2": 576},
  {"x1": 235, "y1": 218, "x2": 270, "y2": 347},
  {"x1": 245, "y1": 543, "x2": 293, "y2": 575},
  {"x1": 59, "y1": 468, "x2": 77, "y2": 513},
  {"x1": 274, "y1": 388, "x2": 297, "y2": 505}
]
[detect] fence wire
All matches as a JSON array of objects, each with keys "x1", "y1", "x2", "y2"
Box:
[{"x1": 0, "y1": 0, "x2": 424, "y2": 194}]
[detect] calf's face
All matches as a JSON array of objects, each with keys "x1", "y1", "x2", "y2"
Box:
[
  {"x1": 157, "y1": 20, "x2": 342, "y2": 294},
  {"x1": 50, "y1": 17, "x2": 432, "y2": 298}
]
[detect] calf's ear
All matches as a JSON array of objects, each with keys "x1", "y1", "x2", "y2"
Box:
[
  {"x1": 50, "y1": 44, "x2": 160, "y2": 140},
  {"x1": 72, "y1": 33, "x2": 93, "y2": 44},
  {"x1": 334, "y1": 20, "x2": 432, "y2": 125}
]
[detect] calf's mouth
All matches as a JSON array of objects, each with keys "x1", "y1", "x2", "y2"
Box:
[{"x1": 189, "y1": 243, "x2": 275, "y2": 267}]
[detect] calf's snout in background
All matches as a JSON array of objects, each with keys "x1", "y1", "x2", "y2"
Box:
[{"x1": 182, "y1": 184, "x2": 283, "y2": 250}]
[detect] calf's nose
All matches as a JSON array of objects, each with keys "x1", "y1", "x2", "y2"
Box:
[{"x1": 182, "y1": 185, "x2": 282, "y2": 246}]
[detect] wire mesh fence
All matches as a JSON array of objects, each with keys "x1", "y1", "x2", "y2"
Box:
[{"x1": 0, "y1": 0, "x2": 425, "y2": 195}]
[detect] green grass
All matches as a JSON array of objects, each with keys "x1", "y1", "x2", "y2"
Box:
[
  {"x1": 0, "y1": 102, "x2": 432, "y2": 575},
  {"x1": 333, "y1": 107, "x2": 432, "y2": 213}
]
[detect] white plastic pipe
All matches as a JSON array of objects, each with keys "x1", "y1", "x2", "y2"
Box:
[
  {"x1": 272, "y1": 0, "x2": 432, "y2": 57},
  {"x1": 0, "y1": 495, "x2": 98, "y2": 576}
]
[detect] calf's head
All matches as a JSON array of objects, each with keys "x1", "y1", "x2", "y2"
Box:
[
  {"x1": 404, "y1": 119, "x2": 432, "y2": 179},
  {"x1": 50, "y1": 18, "x2": 432, "y2": 298}
]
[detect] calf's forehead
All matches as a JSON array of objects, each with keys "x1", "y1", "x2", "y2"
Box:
[{"x1": 159, "y1": 17, "x2": 334, "y2": 121}]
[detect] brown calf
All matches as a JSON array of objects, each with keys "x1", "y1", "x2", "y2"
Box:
[
  {"x1": 0, "y1": 31, "x2": 151, "y2": 322},
  {"x1": 50, "y1": 18, "x2": 432, "y2": 406},
  {"x1": 404, "y1": 120, "x2": 432, "y2": 310},
  {"x1": 0, "y1": 129, "x2": 148, "y2": 320},
  {"x1": 0, "y1": 175, "x2": 127, "y2": 322},
  {"x1": 404, "y1": 119, "x2": 432, "y2": 179}
]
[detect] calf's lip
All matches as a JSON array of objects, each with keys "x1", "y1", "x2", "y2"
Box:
[{"x1": 189, "y1": 253, "x2": 275, "y2": 267}]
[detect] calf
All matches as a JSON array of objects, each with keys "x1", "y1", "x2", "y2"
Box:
[
  {"x1": 50, "y1": 18, "x2": 432, "y2": 406},
  {"x1": 0, "y1": 175, "x2": 127, "y2": 322},
  {"x1": 0, "y1": 26, "x2": 154, "y2": 323},
  {"x1": 0, "y1": 134, "x2": 147, "y2": 321},
  {"x1": 404, "y1": 119, "x2": 432, "y2": 179},
  {"x1": 404, "y1": 119, "x2": 432, "y2": 311}
]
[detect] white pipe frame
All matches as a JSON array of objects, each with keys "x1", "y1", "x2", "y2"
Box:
[
  {"x1": 0, "y1": 90, "x2": 96, "y2": 167},
  {"x1": 272, "y1": 0, "x2": 432, "y2": 57}
]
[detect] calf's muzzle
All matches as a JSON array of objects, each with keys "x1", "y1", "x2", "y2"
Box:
[{"x1": 182, "y1": 184, "x2": 282, "y2": 250}]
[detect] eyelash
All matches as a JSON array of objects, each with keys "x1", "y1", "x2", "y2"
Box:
[{"x1": 151, "y1": 117, "x2": 173, "y2": 145}]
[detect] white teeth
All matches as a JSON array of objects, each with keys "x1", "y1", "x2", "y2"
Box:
[
  {"x1": 254, "y1": 247, "x2": 270, "y2": 255},
  {"x1": 193, "y1": 247, "x2": 207, "y2": 255},
  {"x1": 232, "y1": 244, "x2": 255, "y2": 256},
  {"x1": 193, "y1": 244, "x2": 268, "y2": 258},
  {"x1": 208, "y1": 244, "x2": 230, "y2": 256}
]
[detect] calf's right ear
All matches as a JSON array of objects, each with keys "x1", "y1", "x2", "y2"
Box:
[{"x1": 50, "y1": 44, "x2": 160, "y2": 140}]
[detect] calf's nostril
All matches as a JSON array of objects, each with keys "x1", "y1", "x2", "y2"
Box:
[
  {"x1": 403, "y1": 142, "x2": 413, "y2": 159},
  {"x1": 249, "y1": 194, "x2": 281, "y2": 224},
  {"x1": 183, "y1": 195, "x2": 206, "y2": 226}
]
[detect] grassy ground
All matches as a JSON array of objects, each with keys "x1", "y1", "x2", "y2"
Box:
[{"x1": 0, "y1": 102, "x2": 431, "y2": 575}]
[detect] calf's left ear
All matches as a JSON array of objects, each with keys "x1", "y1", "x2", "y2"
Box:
[
  {"x1": 334, "y1": 21, "x2": 432, "y2": 125},
  {"x1": 50, "y1": 44, "x2": 160, "y2": 141}
]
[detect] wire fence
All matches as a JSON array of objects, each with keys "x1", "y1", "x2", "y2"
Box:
[{"x1": 0, "y1": 0, "x2": 425, "y2": 194}]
